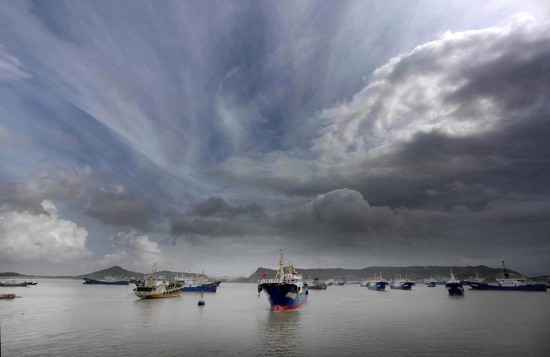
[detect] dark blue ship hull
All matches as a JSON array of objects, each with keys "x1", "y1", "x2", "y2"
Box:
[
  {"x1": 390, "y1": 282, "x2": 415, "y2": 290},
  {"x1": 182, "y1": 283, "x2": 218, "y2": 292},
  {"x1": 365, "y1": 282, "x2": 388, "y2": 291},
  {"x1": 445, "y1": 282, "x2": 464, "y2": 295},
  {"x1": 467, "y1": 282, "x2": 547, "y2": 291},
  {"x1": 258, "y1": 283, "x2": 308, "y2": 311},
  {"x1": 82, "y1": 278, "x2": 129, "y2": 285}
]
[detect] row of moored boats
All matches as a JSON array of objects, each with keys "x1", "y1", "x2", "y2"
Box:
[
  {"x1": 82, "y1": 269, "x2": 222, "y2": 299},
  {"x1": 257, "y1": 257, "x2": 547, "y2": 310}
]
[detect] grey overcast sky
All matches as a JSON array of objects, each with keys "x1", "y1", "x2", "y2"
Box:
[{"x1": 1, "y1": 0, "x2": 550, "y2": 277}]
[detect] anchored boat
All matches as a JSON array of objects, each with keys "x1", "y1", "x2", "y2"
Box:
[
  {"x1": 466, "y1": 261, "x2": 547, "y2": 292},
  {"x1": 258, "y1": 252, "x2": 308, "y2": 311},
  {"x1": 445, "y1": 270, "x2": 464, "y2": 296},
  {"x1": 134, "y1": 267, "x2": 183, "y2": 299},
  {"x1": 0, "y1": 280, "x2": 28, "y2": 287},
  {"x1": 425, "y1": 277, "x2": 438, "y2": 287},
  {"x1": 390, "y1": 275, "x2": 416, "y2": 290},
  {"x1": 83, "y1": 277, "x2": 130, "y2": 285},
  {"x1": 308, "y1": 278, "x2": 328, "y2": 290},
  {"x1": 361, "y1": 275, "x2": 389, "y2": 291},
  {"x1": 0, "y1": 293, "x2": 20, "y2": 299},
  {"x1": 181, "y1": 274, "x2": 221, "y2": 292}
]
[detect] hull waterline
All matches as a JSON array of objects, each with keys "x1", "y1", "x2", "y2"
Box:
[
  {"x1": 467, "y1": 282, "x2": 547, "y2": 291},
  {"x1": 258, "y1": 283, "x2": 308, "y2": 311}
]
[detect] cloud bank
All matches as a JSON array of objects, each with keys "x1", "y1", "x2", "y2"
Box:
[{"x1": 0, "y1": 200, "x2": 91, "y2": 265}]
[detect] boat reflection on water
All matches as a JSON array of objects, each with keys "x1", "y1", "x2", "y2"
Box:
[{"x1": 256, "y1": 311, "x2": 302, "y2": 355}]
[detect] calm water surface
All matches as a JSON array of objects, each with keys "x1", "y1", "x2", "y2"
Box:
[{"x1": 1, "y1": 279, "x2": 549, "y2": 356}]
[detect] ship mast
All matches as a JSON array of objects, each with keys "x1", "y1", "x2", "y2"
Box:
[
  {"x1": 501, "y1": 260, "x2": 510, "y2": 279},
  {"x1": 276, "y1": 250, "x2": 285, "y2": 281}
]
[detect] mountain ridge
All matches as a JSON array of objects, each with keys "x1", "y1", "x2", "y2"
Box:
[
  {"x1": 0, "y1": 264, "x2": 529, "y2": 282},
  {"x1": 247, "y1": 265, "x2": 523, "y2": 283}
]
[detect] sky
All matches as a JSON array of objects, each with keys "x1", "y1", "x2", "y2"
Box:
[{"x1": 1, "y1": 0, "x2": 550, "y2": 277}]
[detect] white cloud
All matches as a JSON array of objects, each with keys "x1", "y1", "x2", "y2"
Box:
[
  {"x1": 99, "y1": 229, "x2": 163, "y2": 271},
  {"x1": 313, "y1": 15, "x2": 549, "y2": 163},
  {"x1": 0, "y1": 44, "x2": 30, "y2": 82},
  {"x1": 0, "y1": 200, "x2": 91, "y2": 264}
]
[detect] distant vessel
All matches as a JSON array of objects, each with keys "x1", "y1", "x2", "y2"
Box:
[
  {"x1": 181, "y1": 274, "x2": 221, "y2": 292},
  {"x1": 257, "y1": 251, "x2": 308, "y2": 311},
  {"x1": 461, "y1": 270, "x2": 487, "y2": 285},
  {"x1": 177, "y1": 271, "x2": 221, "y2": 292},
  {"x1": 361, "y1": 275, "x2": 389, "y2": 291},
  {"x1": 134, "y1": 267, "x2": 183, "y2": 299},
  {"x1": 390, "y1": 276, "x2": 416, "y2": 290},
  {"x1": 0, "y1": 293, "x2": 20, "y2": 299},
  {"x1": 308, "y1": 278, "x2": 328, "y2": 290},
  {"x1": 83, "y1": 277, "x2": 130, "y2": 285},
  {"x1": 445, "y1": 270, "x2": 464, "y2": 296},
  {"x1": 333, "y1": 277, "x2": 345, "y2": 286},
  {"x1": 466, "y1": 261, "x2": 547, "y2": 292},
  {"x1": 425, "y1": 277, "x2": 437, "y2": 287},
  {"x1": 0, "y1": 280, "x2": 28, "y2": 287}
]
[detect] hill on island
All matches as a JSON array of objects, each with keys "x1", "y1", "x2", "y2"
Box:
[
  {"x1": 78, "y1": 266, "x2": 144, "y2": 279},
  {"x1": 247, "y1": 265, "x2": 522, "y2": 283},
  {"x1": 78, "y1": 266, "x2": 216, "y2": 281}
]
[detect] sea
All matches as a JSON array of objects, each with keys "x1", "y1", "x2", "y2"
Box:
[{"x1": 1, "y1": 280, "x2": 549, "y2": 356}]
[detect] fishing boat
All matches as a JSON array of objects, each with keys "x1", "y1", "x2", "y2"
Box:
[
  {"x1": 425, "y1": 277, "x2": 437, "y2": 287},
  {"x1": 361, "y1": 275, "x2": 389, "y2": 291},
  {"x1": 257, "y1": 251, "x2": 308, "y2": 311},
  {"x1": 0, "y1": 293, "x2": 20, "y2": 299},
  {"x1": 0, "y1": 280, "x2": 28, "y2": 287},
  {"x1": 445, "y1": 270, "x2": 464, "y2": 296},
  {"x1": 182, "y1": 281, "x2": 219, "y2": 292},
  {"x1": 461, "y1": 270, "x2": 487, "y2": 286},
  {"x1": 466, "y1": 261, "x2": 547, "y2": 292},
  {"x1": 308, "y1": 278, "x2": 328, "y2": 290},
  {"x1": 390, "y1": 275, "x2": 416, "y2": 290},
  {"x1": 180, "y1": 273, "x2": 221, "y2": 292},
  {"x1": 82, "y1": 277, "x2": 130, "y2": 285},
  {"x1": 134, "y1": 267, "x2": 183, "y2": 299}
]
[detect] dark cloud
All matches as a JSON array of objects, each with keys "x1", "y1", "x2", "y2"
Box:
[
  {"x1": 86, "y1": 195, "x2": 156, "y2": 229},
  {"x1": 0, "y1": 166, "x2": 160, "y2": 229},
  {"x1": 171, "y1": 197, "x2": 266, "y2": 237},
  {"x1": 191, "y1": 197, "x2": 265, "y2": 218},
  {"x1": 0, "y1": 167, "x2": 91, "y2": 213}
]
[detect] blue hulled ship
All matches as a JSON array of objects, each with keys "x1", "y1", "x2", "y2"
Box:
[
  {"x1": 361, "y1": 275, "x2": 389, "y2": 291},
  {"x1": 445, "y1": 270, "x2": 464, "y2": 296},
  {"x1": 182, "y1": 282, "x2": 220, "y2": 292},
  {"x1": 466, "y1": 261, "x2": 547, "y2": 292},
  {"x1": 390, "y1": 276, "x2": 416, "y2": 290},
  {"x1": 258, "y1": 252, "x2": 308, "y2": 311},
  {"x1": 82, "y1": 277, "x2": 130, "y2": 285}
]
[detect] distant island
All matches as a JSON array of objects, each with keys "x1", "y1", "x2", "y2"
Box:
[{"x1": 3, "y1": 264, "x2": 547, "y2": 284}]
